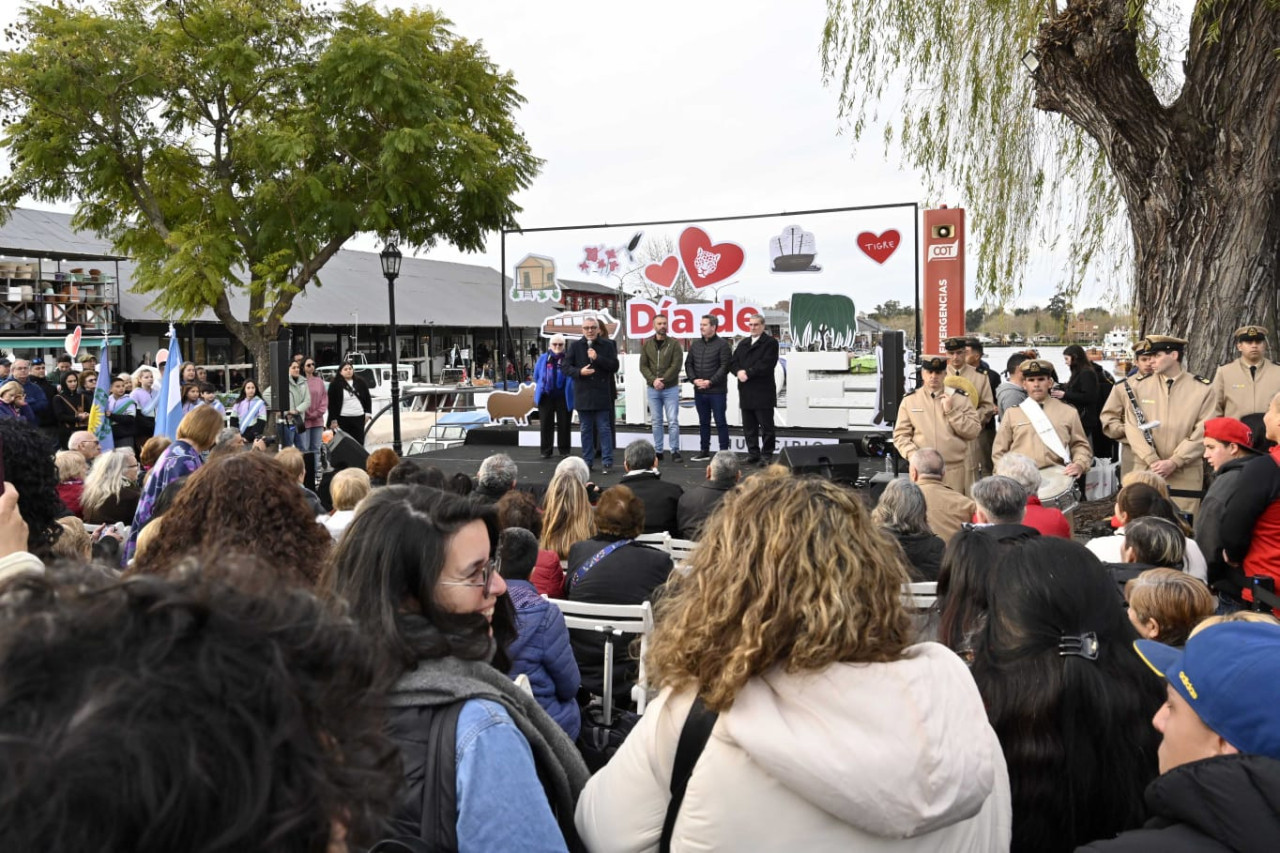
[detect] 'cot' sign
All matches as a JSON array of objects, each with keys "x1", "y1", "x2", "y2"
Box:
[{"x1": 626, "y1": 296, "x2": 764, "y2": 339}]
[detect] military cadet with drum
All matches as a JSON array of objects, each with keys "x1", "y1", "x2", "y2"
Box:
[
  {"x1": 992, "y1": 359, "x2": 1093, "y2": 513},
  {"x1": 892, "y1": 355, "x2": 983, "y2": 495},
  {"x1": 1120, "y1": 335, "x2": 1216, "y2": 517},
  {"x1": 1212, "y1": 325, "x2": 1280, "y2": 420}
]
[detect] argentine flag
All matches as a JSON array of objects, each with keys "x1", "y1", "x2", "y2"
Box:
[
  {"x1": 87, "y1": 339, "x2": 115, "y2": 452},
  {"x1": 154, "y1": 325, "x2": 186, "y2": 440}
]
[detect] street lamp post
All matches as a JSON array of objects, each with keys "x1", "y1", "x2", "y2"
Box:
[{"x1": 380, "y1": 238, "x2": 403, "y2": 456}]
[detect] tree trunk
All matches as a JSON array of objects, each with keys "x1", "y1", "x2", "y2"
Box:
[{"x1": 1033, "y1": 0, "x2": 1280, "y2": 377}]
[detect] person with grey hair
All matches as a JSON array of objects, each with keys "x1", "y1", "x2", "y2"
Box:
[
  {"x1": 677, "y1": 450, "x2": 741, "y2": 539},
  {"x1": 994, "y1": 453, "x2": 1071, "y2": 538},
  {"x1": 729, "y1": 313, "x2": 779, "y2": 466},
  {"x1": 871, "y1": 477, "x2": 945, "y2": 580},
  {"x1": 970, "y1": 476, "x2": 1040, "y2": 541},
  {"x1": 909, "y1": 447, "x2": 976, "y2": 544},
  {"x1": 534, "y1": 333, "x2": 573, "y2": 458},
  {"x1": 555, "y1": 455, "x2": 591, "y2": 485},
  {"x1": 621, "y1": 439, "x2": 683, "y2": 535},
  {"x1": 475, "y1": 452, "x2": 518, "y2": 503}
]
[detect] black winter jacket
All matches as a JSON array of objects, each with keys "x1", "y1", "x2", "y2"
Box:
[
  {"x1": 1195, "y1": 454, "x2": 1253, "y2": 596},
  {"x1": 562, "y1": 335, "x2": 618, "y2": 411},
  {"x1": 684, "y1": 334, "x2": 731, "y2": 393},
  {"x1": 620, "y1": 470, "x2": 684, "y2": 536},
  {"x1": 728, "y1": 333, "x2": 779, "y2": 410},
  {"x1": 1076, "y1": 754, "x2": 1280, "y2": 853}
]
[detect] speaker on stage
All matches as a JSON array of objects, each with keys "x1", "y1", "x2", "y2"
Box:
[
  {"x1": 778, "y1": 444, "x2": 861, "y2": 486},
  {"x1": 879, "y1": 330, "x2": 906, "y2": 423},
  {"x1": 269, "y1": 340, "x2": 291, "y2": 412},
  {"x1": 327, "y1": 429, "x2": 370, "y2": 472}
]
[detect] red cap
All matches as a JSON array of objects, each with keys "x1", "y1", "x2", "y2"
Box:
[{"x1": 1203, "y1": 417, "x2": 1253, "y2": 449}]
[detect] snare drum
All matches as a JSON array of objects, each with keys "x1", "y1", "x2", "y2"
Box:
[{"x1": 1038, "y1": 466, "x2": 1080, "y2": 514}]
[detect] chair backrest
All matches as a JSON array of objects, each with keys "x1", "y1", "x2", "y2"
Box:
[
  {"x1": 545, "y1": 597, "x2": 655, "y2": 714},
  {"x1": 902, "y1": 581, "x2": 937, "y2": 610},
  {"x1": 667, "y1": 537, "x2": 698, "y2": 564}
]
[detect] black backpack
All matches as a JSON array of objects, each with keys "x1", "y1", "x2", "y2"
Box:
[
  {"x1": 1092, "y1": 361, "x2": 1115, "y2": 405},
  {"x1": 371, "y1": 701, "x2": 465, "y2": 853}
]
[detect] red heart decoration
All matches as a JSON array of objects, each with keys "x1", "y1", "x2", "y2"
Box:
[
  {"x1": 857, "y1": 230, "x2": 900, "y2": 264},
  {"x1": 644, "y1": 256, "x2": 680, "y2": 290},
  {"x1": 64, "y1": 325, "x2": 83, "y2": 358},
  {"x1": 678, "y1": 227, "x2": 745, "y2": 288}
]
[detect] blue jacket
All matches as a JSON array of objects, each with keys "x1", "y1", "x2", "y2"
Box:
[
  {"x1": 533, "y1": 351, "x2": 574, "y2": 411},
  {"x1": 506, "y1": 580, "x2": 582, "y2": 739}
]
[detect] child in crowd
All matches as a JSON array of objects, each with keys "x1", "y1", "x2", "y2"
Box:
[
  {"x1": 180, "y1": 383, "x2": 200, "y2": 414},
  {"x1": 198, "y1": 382, "x2": 225, "y2": 414},
  {"x1": 107, "y1": 375, "x2": 137, "y2": 449},
  {"x1": 1124, "y1": 568, "x2": 1216, "y2": 647}
]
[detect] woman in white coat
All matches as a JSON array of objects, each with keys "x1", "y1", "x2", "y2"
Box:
[{"x1": 575, "y1": 468, "x2": 1011, "y2": 852}]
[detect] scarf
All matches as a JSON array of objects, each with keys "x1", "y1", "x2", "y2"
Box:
[
  {"x1": 388, "y1": 655, "x2": 589, "y2": 845},
  {"x1": 538, "y1": 351, "x2": 567, "y2": 397}
]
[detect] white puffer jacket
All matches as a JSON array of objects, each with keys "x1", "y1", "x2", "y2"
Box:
[{"x1": 575, "y1": 642, "x2": 1010, "y2": 852}]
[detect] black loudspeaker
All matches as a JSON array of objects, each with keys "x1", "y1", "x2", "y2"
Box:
[
  {"x1": 269, "y1": 340, "x2": 291, "y2": 411},
  {"x1": 778, "y1": 444, "x2": 861, "y2": 486},
  {"x1": 327, "y1": 429, "x2": 370, "y2": 472},
  {"x1": 879, "y1": 330, "x2": 906, "y2": 423}
]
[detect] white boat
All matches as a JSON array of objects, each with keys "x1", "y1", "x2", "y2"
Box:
[{"x1": 1103, "y1": 327, "x2": 1135, "y2": 360}]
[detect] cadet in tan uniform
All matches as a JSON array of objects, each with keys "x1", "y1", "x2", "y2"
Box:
[
  {"x1": 1121, "y1": 335, "x2": 1217, "y2": 516},
  {"x1": 1211, "y1": 325, "x2": 1280, "y2": 419},
  {"x1": 1101, "y1": 339, "x2": 1156, "y2": 476},
  {"x1": 992, "y1": 358, "x2": 1093, "y2": 476},
  {"x1": 893, "y1": 355, "x2": 982, "y2": 494},
  {"x1": 944, "y1": 337, "x2": 996, "y2": 485}
]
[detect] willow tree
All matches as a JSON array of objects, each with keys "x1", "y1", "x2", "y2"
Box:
[
  {"x1": 0, "y1": 0, "x2": 540, "y2": 384},
  {"x1": 823, "y1": 0, "x2": 1280, "y2": 374}
]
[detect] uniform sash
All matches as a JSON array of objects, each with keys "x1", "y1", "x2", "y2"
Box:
[{"x1": 1018, "y1": 398, "x2": 1071, "y2": 464}]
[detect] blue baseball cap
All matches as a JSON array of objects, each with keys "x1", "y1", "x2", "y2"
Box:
[{"x1": 1135, "y1": 621, "x2": 1280, "y2": 760}]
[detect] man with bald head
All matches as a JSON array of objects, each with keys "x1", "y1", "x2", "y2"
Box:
[{"x1": 909, "y1": 447, "x2": 977, "y2": 543}]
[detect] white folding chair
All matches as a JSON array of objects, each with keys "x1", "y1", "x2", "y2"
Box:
[
  {"x1": 545, "y1": 597, "x2": 655, "y2": 718},
  {"x1": 634, "y1": 532, "x2": 669, "y2": 548},
  {"x1": 667, "y1": 537, "x2": 698, "y2": 565},
  {"x1": 902, "y1": 581, "x2": 938, "y2": 610}
]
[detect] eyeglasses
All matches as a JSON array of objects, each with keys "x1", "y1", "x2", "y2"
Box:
[{"x1": 438, "y1": 557, "x2": 502, "y2": 597}]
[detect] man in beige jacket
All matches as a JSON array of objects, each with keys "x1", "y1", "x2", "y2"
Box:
[
  {"x1": 1122, "y1": 335, "x2": 1217, "y2": 516},
  {"x1": 893, "y1": 356, "x2": 982, "y2": 494},
  {"x1": 945, "y1": 337, "x2": 997, "y2": 483},
  {"x1": 909, "y1": 448, "x2": 977, "y2": 543},
  {"x1": 1211, "y1": 325, "x2": 1280, "y2": 420},
  {"x1": 1101, "y1": 338, "x2": 1155, "y2": 476},
  {"x1": 993, "y1": 359, "x2": 1093, "y2": 477}
]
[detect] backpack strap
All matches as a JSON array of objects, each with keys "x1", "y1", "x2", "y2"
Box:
[
  {"x1": 659, "y1": 696, "x2": 719, "y2": 853},
  {"x1": 420, "y1": 700, "x2": 466, "y2": 853}
]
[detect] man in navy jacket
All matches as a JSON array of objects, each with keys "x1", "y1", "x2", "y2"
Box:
[{"x1": 563, "y1": 316, "x2": 619, "y2": 474}]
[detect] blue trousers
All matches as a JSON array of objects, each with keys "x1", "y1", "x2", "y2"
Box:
[
  {"x1": 647, "y1": 385, "x2": 681, "y2": 453},
  {"x1": 694, "y1": 392, "x2": 729, "y2": 452},
  {"x1": 579, "y1": 408, "x2": 613, "y2": 468}
]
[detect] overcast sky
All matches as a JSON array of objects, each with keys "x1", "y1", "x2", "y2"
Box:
[{"x1": 1, "y1": 0, "x2": 1185, "y2": 310}]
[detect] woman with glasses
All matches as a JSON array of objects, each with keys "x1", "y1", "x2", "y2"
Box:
[
  {"x1": 321, "y1": 487, "x2": 588, "y2": 851},
  {"x1": 81, "y1": 448, "x2": 143, "y2": 526},
  {"x1": 533, "y1": 334, "x2": 574, "y2": 458},
  {"x1": 299, "y1": 358, "x2": 327, "y2": 480}
]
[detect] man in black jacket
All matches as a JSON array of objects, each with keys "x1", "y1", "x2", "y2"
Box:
[
  {"x1": 1078, "y1": 621, "x2": 1280, "y2": 851},
  {"x1": 1194, "y1": 417, "x2": 1262, "y2": 606},
  {"x1": 730, "y1": 314, "x2": 779, "y2": 466},
  {"x1": 619, "y1": 440, "x2": 683, "y2": 535},
  {"x1": 685, "y1": 314, "x2": 731, "y2": 462},
  {"x1": 677, "y1": 450, "x2": 740, "y2": 539},
  {"x1": 563, "y1": 316, "x2": 619, "y2": 474}
]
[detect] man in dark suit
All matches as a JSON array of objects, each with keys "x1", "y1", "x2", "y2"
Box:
[
  {"x1": 728, "y1": 314, "x2": 779, "y2": 466},
  {"x1": 677, "y1": 450, "x2": 740, "y2": 539},
  {"x1": 620, "y1": 440, "x2": 684, "y2": 535},
  {"x1": 563, "y1": 316, "x2": 619, "y2": 474}
]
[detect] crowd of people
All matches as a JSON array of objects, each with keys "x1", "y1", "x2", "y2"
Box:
[{"x1": 1, "y1": 321, "x2": 1279, "y2": 851}]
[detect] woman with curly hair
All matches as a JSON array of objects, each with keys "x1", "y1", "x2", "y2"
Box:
[
  {"x1": 0, "y1": 418, "x2": 66, "y2": 559},
  {"x1": 137, "y1": 435, "x2": 171, "y2": 479},
  {"x1": 365, "y1": 447, "x2": 399, "y2": 487},
  {"x1": 130, "y1": 452, "x2": 329, "y2": 587},
  {"x1": 535, "y1": 467, "x2": 597, "y2": 596},
  {"x1": 81, "y1": 449, "x2": 142, "y2": 525},
  {"x1": 576, "y1": 469, "x2": 1011, "y2": 851}
]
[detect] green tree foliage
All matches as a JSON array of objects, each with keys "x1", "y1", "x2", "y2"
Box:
[
  {"x1": 965, "y1": 306, "x2": 986, "y2": 330},
  {"x1": 823, "y1": 0, "x2": 1280, "y2": 374},
  {"x1": 0, "y1": 0, "x2": 540, "y2": 382},
  {"x1": 869, "y1": 299, "x2": 904, "y2": 320}
]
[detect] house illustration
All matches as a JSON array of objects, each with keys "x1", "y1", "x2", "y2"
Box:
[{"x1": 512, "y1": 254, "x2": 561, "y2": 302}]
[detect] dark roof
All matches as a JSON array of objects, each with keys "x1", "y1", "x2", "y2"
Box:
[
  {"x1": 557, "y1": 277, "x2": 622, "y2": 296},
  {"x1": 0, "y1": 207, "x2": 549, "y2": 328}
]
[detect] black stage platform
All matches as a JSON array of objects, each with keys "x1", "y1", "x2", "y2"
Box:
[{"x1": 402, "y1": 424, "x2": 898, "y2": 493}]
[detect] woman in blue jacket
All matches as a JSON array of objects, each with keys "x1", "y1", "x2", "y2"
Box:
[
  {"x1": 500, "y1": 527, "x2": 582, "y2": 739},
  {"x1": 533, "y1": 334, "x2": 574, "y2": 458}
]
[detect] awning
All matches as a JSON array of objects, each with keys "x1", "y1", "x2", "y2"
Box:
[{"x1": 0, "y1": 335, "x2": 125, "y2": 350}]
